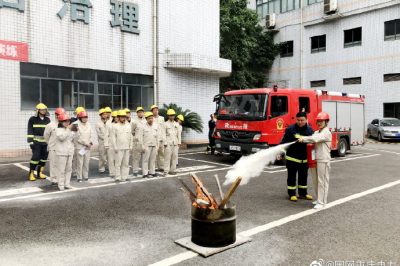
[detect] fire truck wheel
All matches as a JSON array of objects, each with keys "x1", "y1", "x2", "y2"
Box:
[{"x1": 337, "y1": 138, "x2": 348, "y2": 157}]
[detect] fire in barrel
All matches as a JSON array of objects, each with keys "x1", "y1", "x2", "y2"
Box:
[{"x1": 179, "y1": 173, "x2": 242, "y2": 248}]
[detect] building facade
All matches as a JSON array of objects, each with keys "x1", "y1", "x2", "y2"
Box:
[
  {"x1": 0, "y1": 0, "x2": 231, "y2": 156},
  {"x1": 249, "y1": 0, "x2": 400, "y2": 126}
]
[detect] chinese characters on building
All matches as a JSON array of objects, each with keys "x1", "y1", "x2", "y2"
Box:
[
  {"x1": 0, "y1": 0, "x2": 25, "y2": 12},
  {"x1": 57, "y1": 0, "x2": 93, "y2": 24},
  {"x1": 110, "y1": 0, "x2": 140, "y2": 34}
]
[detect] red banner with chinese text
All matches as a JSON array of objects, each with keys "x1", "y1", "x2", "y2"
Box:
[{"x1": 0, "y1": 40, "x2": 29, "y2": 62}]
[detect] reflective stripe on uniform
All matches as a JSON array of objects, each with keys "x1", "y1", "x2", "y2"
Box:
[
  {"x1": 298, "y1": 185, "x2": 308, "y2": 189},
  {"x1": 30, "y1": 160, "x2": 39, "y2": 164},
  {"x1": 34, "y1": 138, "x2": 47, "y2": 142},
  {"x1": 40, "y1": 159, "x2": 48, "y2": 162},
  {"x1": 286, "y1": 155, "x2": 307, "y2": 163},
  {"x1": 287, "y1": 186, "x2": 297, "y2": 190},
  {"x1": 27, "y1": 135, "x2": 34, "y2": 138},
  {"x1": 28, "y1": 142, "x2": 34, "y2": 145},
  {"x1": 33, "y1": 125, "x2": 47, "y2": 128}
]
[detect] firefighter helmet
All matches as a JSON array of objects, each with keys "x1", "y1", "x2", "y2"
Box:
[
  {"x1": 104, "y1": 107, "x2": 112, "y2": 113},
  {"x1": 111, "y1": 111, "x2": 118, "y2": 117},
  {"x1": 99, "y1": 108, "x2": 106, "y2": 115},
  {"x1": 117, "y1": 110, "x2": 127, "y2": 117},
  {"x1": 316, "y1": 112, "x2": 330, "y2": 121},
  {"x1": 58, "y1": 113, "x2": 71, "y2": 122},
  {"x1": 145, "y1": 112, "x2": 154, "y2": 119},
  {"x1": 136, "y1": 106, "x2": 144, "y2": 113},
  {"x1": 150, "y1": 104, "x2": 158, "y2": 111},
  {"x1": 75, "y1": 106, "x2": 85, "y2": 115},
  {"x1": 177, "y1": 114, "x2": 184, "y2": 122},
  {"x1": 167, "y1": 109, "x2": 176, "y2": 116},
  {"x1": 36, "y1": 103, "x2": 47, "y2": 110},
  {"x1": 77, "y1": 111, "x2": 88, "y2": 118},
  {"x1": 55, "y1": 108, "x2": 65, "y2": 116}
]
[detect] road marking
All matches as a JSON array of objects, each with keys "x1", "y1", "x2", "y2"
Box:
[
  {"x1": 176, "y1": 165, "x2": 215, "y2": 172},
  {"x1": 179, "y1": 151, "x2": 206, "y2": 156},
  {"x1": 0, "y1": 161, "x2": 29, "y2": 167},
  {"x1": 178, "y1": 157, "x2": 231, "y2": 167},
  {"x1": 0, "y1": 187, "x2": 43, "y2": 197},
  {"x1": 359, "y1": 147, "x2": 400, "y2": 155},
  {"x1": 148, "y1": 178, "x2": 400, "y2": 266},
  {"x1": 87, "y1": 177, "x2": 115, "y2": 184}
]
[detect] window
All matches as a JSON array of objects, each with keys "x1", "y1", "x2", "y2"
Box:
[
  {"x1": 384, "y1": 19, "x2": 400, "y2": 41},
  {"x1": 270, "y1": 96, "x2": 288, "y2": 118},
  {"x1": 311, "y1": 35, "x2": 326, "y2": 53},
  {"x1": 20, "y1": 63, "x2": 153, "y2": 110},
  {"x1": 299, "y1": 97, "x2": 310, "y2": 113},
  {"x1": 384, "y1": 73, "x2": 400, "y2": 82},
  {"x1": 281, "y1": 0, "x2": 296, "y2": 13},
  {"x1": 256, "y1": 0, "x2": 282, "y2": 18},
  {"x1": 280, "y1": 41, "x2": 293, "y2": 57},
  {"x1": 343, "y1": 77, "x2": 362, "y2": 85},
  {"x1": 344, "y1": 27, "x2": 362, "y2": 47},
  {"x1": 307, "y1": 0, "x2": 323, "y2": 4},
  {"x1": 384, "y1": 103, "x2": 400, "y2": 119},
  {"x1": 310, "y1": 80, "x2": 326, "y2": 87}
]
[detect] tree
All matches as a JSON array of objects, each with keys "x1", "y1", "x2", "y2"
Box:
[
  {"x1": 159, "y1": 103, "x2": 204, "y2": 133},
  {"x1": 220, "y1": 0, "x2": 280, "y2": 92}
]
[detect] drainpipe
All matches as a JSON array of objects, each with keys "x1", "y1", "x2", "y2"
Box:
[
  {"x1": 300, "y1": 0, "x2": 304, "y2": 88},
  {"x1": 152, "y1": 0, "x2": 159, "y2": 104}
]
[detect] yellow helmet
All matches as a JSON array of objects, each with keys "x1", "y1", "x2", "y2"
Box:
[
  {"x1": 136, "y1": 106, "x2": 144, "y2": 112},
  {"x1": 145, "y1": 112, "x2": 154, "y2": 119},
  {"x1": 150, "y1": 104, "x2": 158, "y2": 111},
  {"x1": 167, "y1": 109, "x2": 176, "y2": 116},
  {"x1": 117, "y1": 110, "x2": 127, "y2": 117},
  {"x1": 36, "y1": 103, "x2": 47, "y2": 110},
  {"x1": 111, "y1": 111, "x2": 118, "y2": 117},
  {"x1": 104, "y1": 107, "x2": 112, "y2": 113},
  {"x1": 75, "y1": 106, "x2": 85, "y2": 115},
  {"x1": 124, "y1": 108, "x2": 131, "y2": 113},
  {"x1": 177, "y1": 114, "x2": 184, "y2": 122},
  {"x1": 99, "y1": 108, "x2": 106, "y2": 115}
]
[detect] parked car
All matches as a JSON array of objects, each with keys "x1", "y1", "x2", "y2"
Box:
[{"x1": 367, "y1": 118, "x2": 400, "y2": 141}]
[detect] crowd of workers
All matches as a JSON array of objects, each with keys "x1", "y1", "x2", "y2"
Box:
[{"x1": 27, "y1": 103, "x2": 184, "y2": 191}]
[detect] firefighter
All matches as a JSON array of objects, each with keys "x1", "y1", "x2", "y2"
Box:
[
  {"x1": 151, "y1": 105, "x2": 166, "y2": 172},
  {"x1": 111, "y1": 110, "x2": 132, "y2": 182},
  {"x1": 206, "y1": 114, "x2": 217, "y2": 155},
  {"x1": 298, "y1": 112, "x2": 332, "y2": 209},
  {"x1": 131, "y1": 107, "x2": 146, "y2": 177},
  {"x1": 96, "y1": 108, "x2": 108, "y2": 173},
  {"x1": 176, "y1": 114, "x2": 184, "y2": 167},
  {"x1": 104, "y1": 111, "x2": 118, "y2": 177},
  {"x1": 138, "y1": 112, "x2": 159, "y2": 178},
  {"x1": 44, "y1": 107, "x2": 65, "y2": 184},
  {"x1": 279, "y1": 112, "x2": 314, "y2": 202},
  {"x1": 164, "y1": 109, "x2": 181, "y2": 176},
  {"x1": 54, "y1": 114, "x2": 74, "y2": 191},
  {"x1": 27, "y1": 103, "x2": 51, "y2": 181},
  {"x1": 74, "y1": 111, "x2": 93, "y2": 182}
]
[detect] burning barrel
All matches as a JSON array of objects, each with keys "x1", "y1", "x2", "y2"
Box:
[{"x1": 191, "y1": 205, "x2": 236, "y2": 247}]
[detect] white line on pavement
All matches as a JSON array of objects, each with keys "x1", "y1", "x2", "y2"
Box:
[
  {"x1": 178, "y1": 157, "x2": 231, "y2": 167},
  {"x1": 179, "y1": 152, "x2": 207, "y2": 156},
  {"x1": 0, "y1": 187, "x2": 43, "y2": 197},
  {"x1": 358, "y1": 147, "x2": 400, "y2": 155},
  {"x1": 148, "y1": 178, "x2": 400, "y2": 266},
  {"x1": 14, "y1": 163, "x2": 31, "y2": 172}
]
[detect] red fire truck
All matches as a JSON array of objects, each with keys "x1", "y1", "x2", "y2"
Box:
[{"x1": 213, "y1": 88, "x2": 365, "y2": 157}]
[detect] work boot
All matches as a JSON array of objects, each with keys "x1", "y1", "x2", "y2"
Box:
[
  {"x1": 299, "y1": 194, "x2": 313, "y2": 200},
  {"x1": 28, "y1": 170, "x2": 36, "y2": 181},
  {"x1": 38, "y1": 167, "x2": 46, "y2": 179},
  {"x1": 290, "y1": 196, "x2": 298, "y2": 202}
]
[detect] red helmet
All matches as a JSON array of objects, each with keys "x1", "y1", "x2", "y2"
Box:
[
  {"x1": 55, "y1": 108, "x2": 65, "y2": 116},
  {"x1": 316, "y1": 112, "x2": 330, "y2": 121},
  {"x1": 77, "y1": 111, "x2": 88, "y2": 118},
  {"x1": 58, "y1": 114, "x2": 71, "y2": 122}
]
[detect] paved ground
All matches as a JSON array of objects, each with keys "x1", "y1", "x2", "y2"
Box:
[{"x1": 0, "y1": 142, "x2": 399, "y2": 266}]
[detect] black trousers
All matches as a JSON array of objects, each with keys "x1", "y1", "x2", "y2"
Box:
[
  {"x1": 30, "y1": 143, "x2": 48, "y2": 171},
  {"x1": 286, "y1": 160, "x2": 309, "y2": 197},
  {"x1": 207, "y1": 135, "x2": 216, "y2": 154}
]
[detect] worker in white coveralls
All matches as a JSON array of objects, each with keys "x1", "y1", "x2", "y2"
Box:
[
  {"x1": 163, "y1": 109, "x2": 181, "y2": 176},
  {"x1": 131, "y1": 107, "x2": 146, "y2": 177},
  {"x1": 74, "y1": 111, "x2": 93, "y2": 182},
  {"x1": 176, "y1": 114, "x2": 184, "y2": 167},
  {"x1": 54, "y1": 114, "x2": 74, "y2": 191},
  {"x1": 44, "y1": 107, "x2": 65, "y2": 185},
  {"x1": 151, "y1": 105, "x2": 166, "y2": 172},
  {"x1": 138, "y1": 112, "x2": 159, "y2": 178},
  {"x1": 104, "y1": 111, "x2": 118, "y2": 177},
  {"x1": 298, "y1": 112, "x2": 332, "y2": 210},
  {"x1": 95, "y1": 108, "x2": 108, "y2": 173},
  {"x1": 111, "y1": 110, "x2": 132, "y2": 182}
]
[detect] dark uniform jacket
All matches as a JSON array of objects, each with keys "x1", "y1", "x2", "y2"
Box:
[
  {"x1": 27, "y1": 116, "x2": 51, "y2": 146},
  {"x1": 280, "y1": 124, "x2": 314, "y2": 162}
]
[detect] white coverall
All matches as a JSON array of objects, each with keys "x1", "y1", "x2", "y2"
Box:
[
  {"x1": 131, "y1": 117, "x2": 146, "y2": 174},
  {"x1": 104, "y1": 120, "x2": 116, "y2": 177},
  {"x1": 44, "y1": 121, "x2": 58, "y2": 183},
  {"x1": 153, "y1": 116, "x2": 165, "y2": 170},
  {"x1": 95, "y1": 119, "x2": 107, "y2": 173},
  {"x1": 138, "y1": 123, "x2": 159, "y2": 176},
  {"x1": 74, "y1": 121, "x2": 93, "y2": 181},
  {"x1": 164, "y1": 120, "x2": 181, "y2": 174},
  {"x1": 55, "y1": 127, "x2": 75, "y2": 190},
  {"x1": 302, "y1": 126, "x2": 332, "y2": 205},
  {"x1": 111, "y1": 121, "x2": 132, "y2": 181}
]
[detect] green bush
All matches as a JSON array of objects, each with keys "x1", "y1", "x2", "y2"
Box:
[{"x1": 159, "y1": 103, "x2": 204, "y2": 134}]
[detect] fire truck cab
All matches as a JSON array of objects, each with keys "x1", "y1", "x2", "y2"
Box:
[{"x1": 213, "y1": 88, "x2": 365, "y2": 157}]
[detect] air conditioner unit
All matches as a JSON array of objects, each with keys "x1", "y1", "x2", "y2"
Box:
[
  {"x1": 265, "y1": 13, "x2": 276, "y2": 29},
  {"x1": 324, "y1": 0, "x2": 337, "y2": 15}
]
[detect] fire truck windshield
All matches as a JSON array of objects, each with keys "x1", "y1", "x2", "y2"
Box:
[{"x1": 217, "y1": 94, "x2": 267, "y2": 121}]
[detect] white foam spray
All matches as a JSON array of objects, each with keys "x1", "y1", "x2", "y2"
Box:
[{"x1": 223, "y1": 142, "x2": 295, "y2": 186}]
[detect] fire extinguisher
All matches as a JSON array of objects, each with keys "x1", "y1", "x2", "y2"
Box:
[{"x1": 307, "y1": 143, "x2": 317, "y2": 168}]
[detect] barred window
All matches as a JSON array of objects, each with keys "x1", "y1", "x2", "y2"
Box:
[
  {"x1": 343, "y1": 77, "x2": 362, "y2": 85},
  {"x1": 384, "y1": 73, "x2": 400, "y2": 82},
  {"x1": 310, "y1": 80, "x2": 326, "y2": 87}
]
